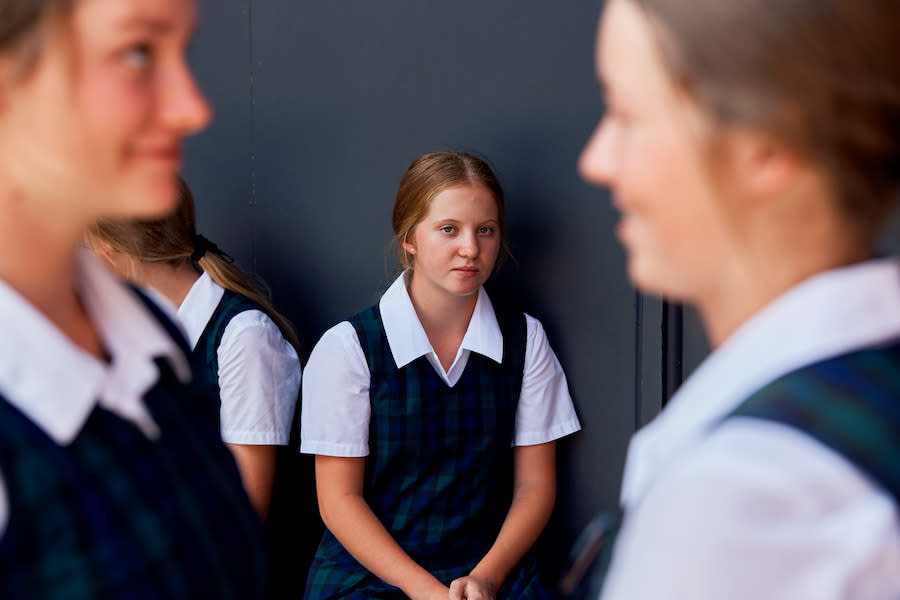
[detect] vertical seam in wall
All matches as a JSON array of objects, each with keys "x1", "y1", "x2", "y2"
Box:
[
  {"x1": 247, "y1": 0, "x2": 257, "y2": 270},
  {"x1": 634, "y1": 290, "x2": 643, "y2": 431}
]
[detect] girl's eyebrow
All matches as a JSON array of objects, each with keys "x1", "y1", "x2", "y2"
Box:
[{"x1": 115, "y1": 13, "x2": 197, "y2": 38}]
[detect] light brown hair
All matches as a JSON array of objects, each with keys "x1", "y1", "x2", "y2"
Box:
[
  {"x1": 392, "y1": 151, "x2": 509, "y2": 270},
  {"x1": 0, "y1": 0, "x2": 73, "y2": 78},
  {"x1": 631, "y1": 0, "x2": 900, "y2": 238},
  {"x1": 88, "y1": 177, "x2": 301, "y2": 354}
]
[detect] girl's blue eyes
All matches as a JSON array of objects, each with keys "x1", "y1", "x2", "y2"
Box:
[
  {"x1": 124, "y1": 45, "x2": 152, "y2": 69},
  {"x1": 439, "y1": 226, "x2": 495, "y2": 234}
]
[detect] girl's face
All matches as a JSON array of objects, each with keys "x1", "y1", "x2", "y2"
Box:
[
  {"x1": 406, "y1": 184, "x2": 501, "y2": 301},
  {"x1": 578, "y1": 0, "x2": 738, "y2": 302},
  {"x1": 0, "y1": 0, "x2": 210, "y2": 225}
]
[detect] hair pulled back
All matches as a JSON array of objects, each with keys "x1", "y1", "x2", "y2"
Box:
[
  {"x1": 88, "y1": 177, "x2": 300, "y2": 354},
  {"x1": 0, "y1": 0, "x2": 73, "y2": 77},
  {"x1": 392, "y1": 151, "x2": 509, "y2": 270},
  {"x1": 632, "y1": 0, "x2": 900, "y2": 233}
]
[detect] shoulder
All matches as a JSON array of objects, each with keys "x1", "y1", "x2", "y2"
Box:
[
  {"x1": 607, "y1": 419, "x2": 900, "y2": 598},
  {"x1": 661, "y1": 419, "x2": 888, "y2": 518},
  {"x1": 521, "y1": 312, "x2": 558, "y2": 368},
  {"x1": 667, "y1": 418, "x2": 899, "y2": 538},
  {"x1": 305, "y1": 321, "x2": 368, "y2": 381},
  {"x1": 218, "y1": 309, "x2": 298, "y2": 361},
  {"x1": 221, "y1": 308, "x2": 278, "y2": 338},
  {"x1": 311, "y1": 320, "x2": 363, "y2": 356},
  {"x1": 523, "y1": 312, "x2": 545, "y2": 338}
]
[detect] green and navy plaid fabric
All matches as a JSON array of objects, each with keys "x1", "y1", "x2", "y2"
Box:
[
  {"x1": 304, "y1": 303, "x2": 553, "y2": 599},
  {"x1": 0, "y1": 292, "x2": 269, "y2": 598},
  {"x1": 190, "y1": 289, "x2": 263, "y2": 414},
  {"x1": 731, "y1": 338, "x2": 900, "y2": 505}
]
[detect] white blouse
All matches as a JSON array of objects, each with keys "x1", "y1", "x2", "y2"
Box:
[
  {"x1": 601, "y1": 257, "x2": 900, "y2": 600},
  {"x1": 177, "y1": 272, "x2": 301, "y2": 446},
  {"x1": 0, "y1": 250, "x2": 192, "y2": 537},
  {"x1": 301, "y1": 272, "x2": 581, "y2": 457}
]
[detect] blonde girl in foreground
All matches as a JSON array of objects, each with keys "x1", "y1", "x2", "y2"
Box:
[{"x1": 579, "y1": 0, "x2": 900, "y2": 597}]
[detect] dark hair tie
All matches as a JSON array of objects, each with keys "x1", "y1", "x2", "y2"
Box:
[{"x1": 191, "y1": 234, "x2": 234, "y2": 263}]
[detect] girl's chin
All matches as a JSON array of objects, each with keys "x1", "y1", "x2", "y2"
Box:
[
  {"x1": 626, "y1": 256, "x2": 686, "y2": 299},
  {"x1": 116, "y1": 180, "x2": 180, "y2": 220}
]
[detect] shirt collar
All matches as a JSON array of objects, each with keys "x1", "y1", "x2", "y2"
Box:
[
  {"x1": 378, "y1": 270, "x2": 504, "y2": 369},
  {"x1": 0, "y1": 249, "x2": 190, "y2": 445},
  {"x1": 176, "y1": 271, "x2": 224, "y2": 350},
  {"x1": 622, "y1": 257, "x2": 900, "y2": 504}
]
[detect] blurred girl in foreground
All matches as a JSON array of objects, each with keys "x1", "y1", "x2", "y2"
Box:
[
  {"x1": 579, "y1": 0, "x2": 900, "y2": 598},
  {"x1": 0, "y1": 0, "x2": 267, "y2": 596}
]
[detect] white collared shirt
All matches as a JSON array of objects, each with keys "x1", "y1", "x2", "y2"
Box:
[
  {"x1": 601, "y1": 257, "x2": 900, "y2": 600},
  {"x1": 177, "y1": 272, "x2": 301, "y2": 446},
  {"x1": 0, "y1": 250, "x2": 192, "y2": 536},
  {"x1": 300, "y1": 271, "x2": 581, "y2": 457}
]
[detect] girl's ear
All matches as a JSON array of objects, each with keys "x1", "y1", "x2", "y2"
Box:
[
  {"x1": 402, "y1": 232, "x2": 416, "y2": 255},
  {"x1": 726, "y1": 128, "x2": 802, "y2": 204}
]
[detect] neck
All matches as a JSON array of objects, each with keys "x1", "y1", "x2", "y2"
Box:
[
  {"x1": 696, "y1": 220, "x2": 871, "y2": 349},
  {"x1": 0, "y1": 188, "x2": 104, "y2": 357},
  {"x1": 136, "y1": 261, "x2": 201, "y2": 308},
  {"x1": 407, "y1": 272, "x2": 478, "y2": 368}
]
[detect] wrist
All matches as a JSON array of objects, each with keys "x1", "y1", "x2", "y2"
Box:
[
  {"x1": 468, "y1": 568, "x2": 499, "y2": 596},
  {"x1": 404, "y1": 572, "x2": 446, "y2": 600}
]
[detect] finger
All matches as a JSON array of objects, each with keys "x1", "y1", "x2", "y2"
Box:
[{"x1": 449, "y1": 578, "x2": 466, "y2": 600}]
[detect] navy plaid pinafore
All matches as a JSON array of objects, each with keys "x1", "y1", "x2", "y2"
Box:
[
  {"x1": 190, "y1": 289, "x2": 263, "y2": 415},
  {"x1": 562, "y1": 338, "x2": 900, "y2": 599},
  {"x1": 0, "y1": 288, "x2": 268, "y2": 598},
  {"x1": 304, "y1": 304, "x2": 552, "y2": 599}
]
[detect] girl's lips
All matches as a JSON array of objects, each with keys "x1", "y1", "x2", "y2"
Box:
[
  {"x1": 131, "y1": 144, "x2": 182, "y2": 165},
  {"x1": 615, "y1": 213, "x2": 638, "y2": 246},
  {"x1": 143, "y1": 148, "x2": 181, "y2": 163},
  {"x1": 453, "y1": 267, "x2": 479, "y2": 277}
]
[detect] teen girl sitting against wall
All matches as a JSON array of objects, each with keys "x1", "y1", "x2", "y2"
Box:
[
  {"x1": 578, "y1": 0, "x2": 900, "y2": 597},
  {"x1": 301, "y1": 151, "x2": 581, "y2": 600},
  {"x1": 88, "y1": 177, "x2": 302, "y2": 519},
  {"x1": 0, "y1": 0, "x2": 268, "y2": 596}
]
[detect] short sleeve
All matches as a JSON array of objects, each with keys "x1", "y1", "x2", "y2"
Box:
[
  {"x1": 217, "y1": 310, "x2": 301, "y2": 445},
  {"x1": 514, "y1": 314, "x2": 581, "y2": 446},
  {"x1": 300, "y1": 321, "x2": 372, "y2": 457},
  {"x1": 601, "y1": 420, "x2": 900, "y2": 600}
]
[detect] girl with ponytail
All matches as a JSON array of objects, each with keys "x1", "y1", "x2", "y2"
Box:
[{"x1": 88, "y1": 177, "x2": 301, "y2": 519}]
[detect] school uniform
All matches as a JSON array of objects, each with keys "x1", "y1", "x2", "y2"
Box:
[
  {"x1": 177, "y1": 272, "x2": 300, "y2": 446},
  {"x1": 0, "y1": 250, "x2": 268, "y2": 598},
  {"x1": 599, "y1": 257, "x2": 900, "y2": 600},
  {"x1": 301, "y1": 271, "x2": 581, "y2": 599}
]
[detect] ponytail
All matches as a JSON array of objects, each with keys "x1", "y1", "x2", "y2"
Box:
[
  {"x1": 195, "y1": 244, "x2": 301, "y2": 354},
  {"x1": 87, "y1": 176, "x2": 301, "y2": 356}
]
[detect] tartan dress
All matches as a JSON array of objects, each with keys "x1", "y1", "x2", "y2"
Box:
[
  {"x1": 0, "y1": 288, "x2": 269, "y2": 599},
  {"x1": 304, "y1": 304, "x2": 552, "y2": 599}
]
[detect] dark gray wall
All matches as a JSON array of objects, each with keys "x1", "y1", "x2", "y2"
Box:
[{"x1": 183, "y1": 0, "x2": 668, "y2": 583}]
